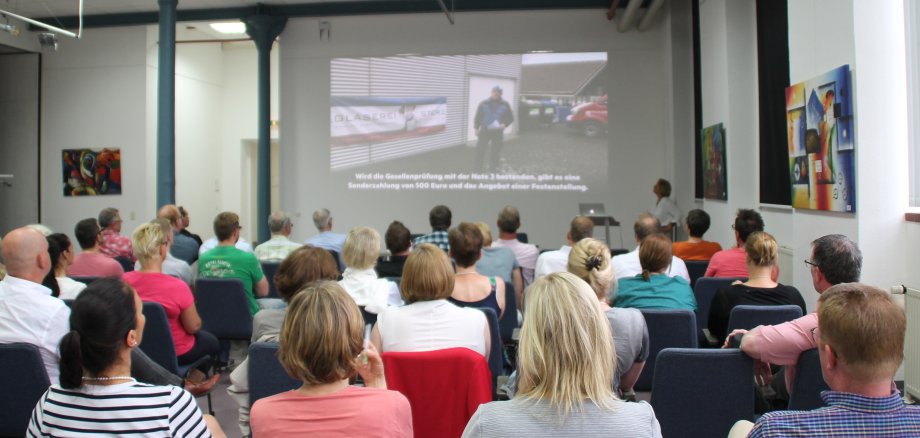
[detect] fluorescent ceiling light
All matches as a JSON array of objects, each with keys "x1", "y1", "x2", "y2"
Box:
[{"x1": 209, "y1": 22, "x2": 246, "y2": 34}]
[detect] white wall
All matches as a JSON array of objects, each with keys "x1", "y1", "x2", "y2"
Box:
[
  {"x1": 279, "y1": 10, "x2": 689, "y2": 248},
  {"x1": 41, "y1": 27, "x2": 151, "y2": 239}
]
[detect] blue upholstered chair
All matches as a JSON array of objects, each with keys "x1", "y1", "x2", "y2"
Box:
[
  {"x1": 634, "y1": 309, "x2": 698, "y2": 391},
  {"x1": 475, "y1": 307, "x2": 503, "y2": 400},
  {"x1": 195, "y1": 278, "x2": 254, "y2": 342},
  {"x1": 0, "y1": 343, "x2": 50, "y2": 437},
  {"x1": 684, "y1": 260, "x2": 709, "y2": 288},
  {"x1": 787, "y1": 348, "x2": 830, "y2": 410},
  {"x1": 248, "y1": 342, "x2": 301, "y2": 405},
  {"x1": 727, "y1": 304, "x2": 803, "y2": 333},
  {"x1": 651, "y1": 348, "x2": 755, "y2": 438},
  {"x1": 694, "y1": 277, "x2": 745, "y2": 346},
  {"x1": 260, "y1": 262, "x2": 281, "y2": 299},
  {"x1": 499, "y1": 282, "x2": 519, "y2": 344}
]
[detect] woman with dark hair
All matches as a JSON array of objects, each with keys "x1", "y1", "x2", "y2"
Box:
[
  {"x1": 615, "y1": 234, "x2": 696, "y2": 310},
  {"x1": 448, "y1": 222, "x2": 506, "y2": 318},
  {"x1": 41, "y1": 233, "x2": 86, "y2": 299},
  {"x1": 27, "y1": 278, "x2": 225, "y2": 437}
]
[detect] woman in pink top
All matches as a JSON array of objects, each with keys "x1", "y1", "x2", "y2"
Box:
[
  {"x1": 250, "y1": 281, "x2": 412, "y2": 437},
  {"x1": 124, "y1": 220, "x2": 219, "y2": 367}
]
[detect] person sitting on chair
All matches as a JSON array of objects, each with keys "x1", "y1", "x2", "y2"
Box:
[
  {"x1": 614, "y1": 234, "x2": 696, "y2": 311},
  {"x1": 671, "y1": 209, "x2": 722, "y2": 261},
  {"x1": 447, "y1": 222, "x2": 506, "y2": 319},
  {"x1": 339, "y1": 227, "x2": 401, "y2": 315}
]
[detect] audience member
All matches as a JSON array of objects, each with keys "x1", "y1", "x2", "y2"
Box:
[
  {"x1": 491, "y1": 205, "x2": 539, "y2": 286},
  {"x1": 734, "y1": 283, "x2": 920, "y2": 437},
  {"x1": 304, "y1": 208, "x2": 347, "y2": 253},
  {"x1": 178, "y1": 206, "x2": 204, "y2": 246},
  {"x1": 0, "y1": 228, "x2": 204, "y2": 392},
  {"x1": 158, "y1": 204, "x2": 200, "y2": 264},
  {"x1": 672, "y1": 209, "x2": 722, "y2": 261},
  {"x1": 705, "y1": 208, "x2": 774, "y2": 279},
  {"x1": 372, "y1": 243, "x2": 490, "y2": 358},
  {"x1": 614, "y1": 234, "x2": 696, "y2": 310},
  {"x1": 707, "y1": 232, "x2": 805, "y2": 341},
  {"x1": 448, "y1": 223, "x2": 507, "y2": 318},
  {"x1": 339, "y1": 227, "x2": 401, "y2": 314},
  {"x1": 0, "y1": 227, "x2": 69, "y2": 382},
  {"x1": 376, "y1": 220, "x2": 411, "y2": 278},
  {"x1": 97, "y1": 207, "x2": 136, "y2": 263},
  {"x1": 413, "y1": 204, "x2": 452, "y2": 251},
  {"x1": 534, "y1": 215, "x2": 594, "y2": 278},
  {"x1": 729, "y1": 234, "x2": 861, "y2": 397},
  {"x1": 568, "y1": 238, "x2": 649, "y2": 398},
  {"x1": 199, "y1": 212, "x2": 270, "y2": 316},
  {"x1": 67, "y1": 218, "x2": 125, "y2": 278},
  {"x1": 254, "y1": 211, "x2": 302, "y2": 261},
  {"x1": 45, "y1": 233, "x2": 86, "y2": 300},
  {"x1": 612, "y1": 213, "x2": 689, "y2": 282},
  {"x1": 134, "y1": 218, "x2": 194, "y2": 286},
  {"x1": 474, "y1": 222, "x2": 523, "y2": 299},
  {"x1": 250, "y1": 281, "x2": 412, "y2": 437},
  {"x1": 125, "y1": 222, "x2": 220, "y2": 368},
  {"x1": 227, "y1": 246, "x2": 340, "y2": 436},
  {"x1": 26, "y1": 278, "x2": 225, "y2": 437},
  {"x1": 462, "y1": 272, "x2": 662, "y2": 437},
  {"x1": 650, "y1": 178, "x2": 681, "y2": 234},
  {"x1": 26, "y1": 223, "x2": 53, "y2": 236}
]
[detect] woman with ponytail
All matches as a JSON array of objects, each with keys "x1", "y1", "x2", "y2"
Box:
[
  {"x1": 568, "y1": 238, "x2": 649, "y2": 399},
  {"x1": 27, "y1": 278, "x2": 225, "y2": 437},
  {"x1": 614, "y1": 234, "x2": 696, "y2": 310},
  {"x1": 41, "y1": 233, "x2": 86, "y2": 300}
]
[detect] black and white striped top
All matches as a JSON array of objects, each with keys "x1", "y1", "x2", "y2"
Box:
[{"x1": 27, "y1": 381, "x2": 211, "y2": 437}]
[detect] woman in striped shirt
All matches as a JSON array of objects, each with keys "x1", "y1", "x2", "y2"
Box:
[{"x1": 27, "y1": 278, "x2": 225, "y2": 437}]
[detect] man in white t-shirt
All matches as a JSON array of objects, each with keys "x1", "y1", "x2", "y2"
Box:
[
  {"x1": 534, "y1": 216, "x2": 595, "y2": 279},
  {"x1": 612, "y1": 213, "x2": 689, "y2": 282}
]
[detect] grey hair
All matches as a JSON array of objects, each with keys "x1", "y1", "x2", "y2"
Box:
[
  {"x1": 811, "y1": 234, "x2": 862, "y2": 285},
  {"x1": 268, "y1": 211, "x2": 291, "y2": 234},
  {"x1": 98, "y1": 208, "x2": 120, "y2": 229},
  {"x1": 312, "y1": 208, "x2": 332, "y2": 230}
]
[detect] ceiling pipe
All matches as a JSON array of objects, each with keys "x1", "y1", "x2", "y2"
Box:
[
  {"x1": 637, "y1": 0, "x2": 665, "y2": 32},
  {"x1": 616, "y1": 0, "x2": 642, "y2": 32}
]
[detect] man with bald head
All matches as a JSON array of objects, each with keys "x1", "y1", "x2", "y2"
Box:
[
  {"x1": 158, "y1": 204, "x2": 200, "y2": 265},
  {"x1": 534, "y1": 216, "x2": 595, "y2": 278},
  {"x1": 0, "y1": 227, "x2": 69, "y2": 382},
  {"x1": 611, "y1": 212, "x2": 690, "y2": 282}
]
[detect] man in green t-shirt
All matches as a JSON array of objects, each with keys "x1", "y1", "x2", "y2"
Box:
[{"x1": 198, "y1": 212, "x2": 268, "y2": 315}]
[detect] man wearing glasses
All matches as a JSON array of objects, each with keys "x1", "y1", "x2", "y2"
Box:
[
  {"x1": 738, "y1": 283, "x2": 919, "y2": 436},
  {"x1": 725, "y1": 234, "x2": 862, "y2": 402},
  {"x1": 97, "y1": 207, "x2": 135, "y2": 263}
]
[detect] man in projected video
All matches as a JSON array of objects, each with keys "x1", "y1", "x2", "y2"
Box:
[{"x1": 474, "y1": 86, "x2": 514, "y2": 173}]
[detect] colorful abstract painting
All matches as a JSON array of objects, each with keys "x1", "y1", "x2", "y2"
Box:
[
  {"x1": 701, "y1": 123, "x2": 727, "y2": 200},
  {"x1": 786, "y1": 65, "x2": 855, "y2": 212},
  {"x1": 62, "y1": 148, "x2": 122, "y2": 196}
]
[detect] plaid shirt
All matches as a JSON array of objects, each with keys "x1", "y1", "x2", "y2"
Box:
[
  {"x1": 749, "y1": 390, "x2": 920, "y2": 437},
  {"x1": 254, "y1": 235, "x2": 302, "y2": 262},
  {"x1": 99, "y1": 229, "x2": 136, "y2": 262},
  {"x1": 413, "y1": 230, "x2": 450, "y2": 252}
]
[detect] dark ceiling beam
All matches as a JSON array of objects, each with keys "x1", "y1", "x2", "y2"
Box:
[{"x1": 30, "y1": 0, "x2": 618, "y2": 30}]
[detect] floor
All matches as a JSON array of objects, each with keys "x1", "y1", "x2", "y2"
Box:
[{"x1": 196, "y1": 373, "x2": 246, "y2": 438}]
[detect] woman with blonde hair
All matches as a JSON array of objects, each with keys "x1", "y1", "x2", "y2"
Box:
[
  {"x1": 568, "y1": 238, "x2": 649, "y2": 399},
  {"x1": 124, "y1": 221, "x2": 219, "y2": 367},
  {"x1": 462, "y1": 272, "x2": 661, "y2": 437},
  {"x1": 372, "y1": 243, "x2": 490, "y2": 358},
  {"x1": 615, "y1": 234, "x2": 696, "y2": 310},
  {"x1": 708, "y1": 231, "x2": 805, "y2": 341},
  {"x1": 339, "y1": 227, "x2": 401, "y2": 314},
  {"x1": 250, "y1": 281, "x2": 412, "y2": 437}
]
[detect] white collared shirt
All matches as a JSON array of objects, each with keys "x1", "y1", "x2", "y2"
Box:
[
  {"x1": 338, "y1": 267, "x2": 401, "y2": 314},
  {"x1": 0, "y1": 275, "x2": 70, "y2": 384},
  {"x1": 611, "y1": 246, "x2": 690, "y2": 282},
  {"x1": 534, "y1": 245, "x2": 572, "y2": 279}
]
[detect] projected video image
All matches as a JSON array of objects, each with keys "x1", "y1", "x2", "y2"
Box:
[{"x1": 330, "y1": 52, "x2": 608, "y2": 193}]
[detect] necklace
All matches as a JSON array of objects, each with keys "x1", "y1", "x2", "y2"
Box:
[{"x1": 82, "y1": 376, "x2": 134, "y2": 382}]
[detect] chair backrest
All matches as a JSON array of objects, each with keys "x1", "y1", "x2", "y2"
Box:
[
  {"x1": 635, "y1": 309, "x2": 698, "y2": 391},
  {"x1": 0, "y1": 343, "x2": 51, "y2": 437},
  {"x1": 195, "y1": 278, "x2": 254, "y2": 341},
  {"x1": 515, "y1": 232, "x2": 528, "y2": 243},
  {"x1": 499, "y1": 282, "x2": 518, "y2": 344},
  {"x1": 326, "y1": 249, "x2": 345, "y2": 273},
  {"x1": 139, "y1": 302, "x2": 180, "y2": 375},
  {"x1": 651, "y1": 348, "x2": 754, "y2": 438},
  {"x1": 69, "y1": 276, "x2": 99, "y2": 285},
  {"x1": 260, "y1": 262, "x2": 281, "y2": 299},
  {"x1": 610, "y1": 248, "x2": 629, "y2": 257},
  {"x1": 475, "y1": 307, "x2": 503, "y2": 399},
  {"x1": 249, "y1": 342, "x2": 301, "y2": 405},
  {"x1": 788, "y1": 348, "x2": 830, "y2": 411},
  {"x1": 382, "y1": 348, "x2": 492, "y2": 438},
  {"x1": 727, "y1": 305, "x2": 804, "y2": 333},
  {"x1": 694, "y1": 277, "x2": 745, "y2": 343},
  {"x1": 359, "y1": 306, "x2": 378, "y2": 327},
  {"x1": 684, "y1": 260, "x2": 709, "y2": 288},
  {"x1": 114, "y1": 256, "x2": 134, "y2": 272}
]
